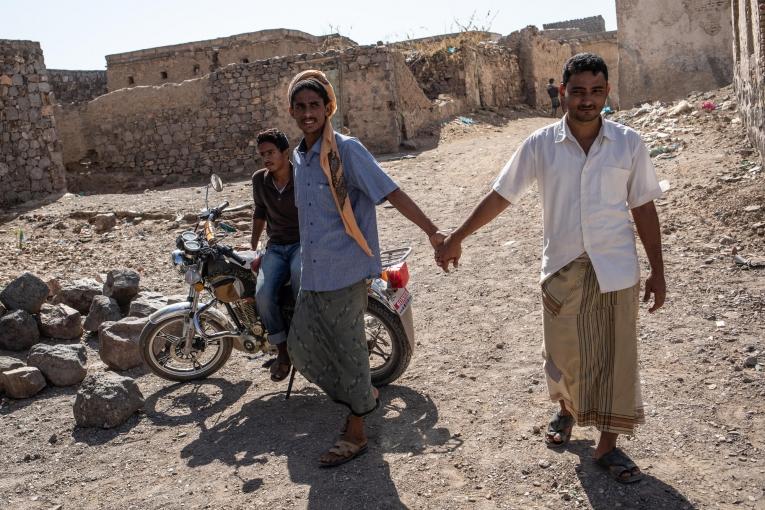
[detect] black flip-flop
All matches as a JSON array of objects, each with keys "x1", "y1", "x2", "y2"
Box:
[
  {"x1": 545, "y1": 411, "x2": 575, "y2": 448},
  {"x1": 596, "y1": 448, "x2": 644, "y2": 484}
]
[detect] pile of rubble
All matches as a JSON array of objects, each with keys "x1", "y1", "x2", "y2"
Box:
[
  {"x1": 612, "y1": 85, "x2": 764, "y2": 247},
  {"x1": 0, "y1": 270, "x2": 182, "y2": 428}
]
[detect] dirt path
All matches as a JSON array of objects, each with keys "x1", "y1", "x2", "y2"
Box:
[{"x1": 1, "y1": 104, "x2": 764, "y2": 509}]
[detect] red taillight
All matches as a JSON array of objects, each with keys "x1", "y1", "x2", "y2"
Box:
[{"x1": 382, "y1": 262, "x2": 409, "y2": 289}]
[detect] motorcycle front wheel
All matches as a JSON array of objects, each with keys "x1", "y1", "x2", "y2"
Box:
[
  {"x1": 139, "y1": 312, "x2": 233, "y2": 382},
  {"x1": 366, "y1": 299, "x2": 412, "y2": 386}
]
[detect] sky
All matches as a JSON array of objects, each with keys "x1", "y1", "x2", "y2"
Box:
[{"x1": 2, "y1": 0, "x2": 617, "y2": 70}]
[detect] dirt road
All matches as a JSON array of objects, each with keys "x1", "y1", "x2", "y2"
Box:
[{"x1": 1, "y1": 100, "x2": 764, "y2": 509}]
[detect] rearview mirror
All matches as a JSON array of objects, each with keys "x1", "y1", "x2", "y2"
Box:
[{"x1": 210, "y1": 174, "x2": 223, "y2": 192}]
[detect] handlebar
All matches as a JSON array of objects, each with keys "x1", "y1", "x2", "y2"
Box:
[
  {"x1": 198, "y1": 201, "x2": 230, "y2": 221},
  {"x1": 218, "y1": 245, "x2": 245, "y2": 265}
]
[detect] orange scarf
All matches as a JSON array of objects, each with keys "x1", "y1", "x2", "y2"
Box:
[{"x1": 287, "y1": 70, "x2": 373, "y2": 257}]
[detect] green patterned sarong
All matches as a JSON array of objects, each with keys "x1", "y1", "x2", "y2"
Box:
[{"x1": 287, "y1": 279, "x2": 377, "y2": 416}]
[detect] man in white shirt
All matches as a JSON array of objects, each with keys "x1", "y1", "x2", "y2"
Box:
[{"x1": 436, "y1": 53, "x2": 665, "y2": 484}]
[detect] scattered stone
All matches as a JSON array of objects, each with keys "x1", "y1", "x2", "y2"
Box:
[
  {"x1": 98, "y1": 317, "x2": 149, "y2": 370},
  {"x1": 128, "y1": 292, "x2": 169, "y2": 318},
  {"x1": 0, "y1": 310, "x2": 41, "y2": 351},
  {"x1": 52, "y1": 278, "x2": 102, "y2": 314},
  {"x1": 46, "y1": 278, "x2": 62, "y2": 298},
  {"x1": 744, "y1": 356, "x2": 759, "y2": 368},
  {"x1": 0, "y1": 356, "x2": 25, "y2": 393},
  {"x1": 539, "y1": 459, "x2": 551, "y2": 469},
  {"x1": 37, "y1": 303, "x2": 83, "y2": 339},
  {"x1": 49, "y1": 433, "x2": 58, "y2": 444},
  {"x1": 73, "y1": 372, "x2": 144, "y2": 428},
  {"x1": 0, "y1": 366, "x2": 46, "y2": 399},
  {"x1": 27, "y1": 344, "x2": 87, "y2": 386},
  {"x1": 83, "y1": 295, "x2": 122, "y2": 332},
  {"x1": 719, "y1": 236, "x2": 736, "y2": 246},
  {"x1": 92, "y1": 213, "x2": 117, "y2": 233},
  {"x1": 103, "y1": 269, "x2": 140, "y2": 306},
  {"x1": 744, "y1": 205, "x2": 762, "y2": 213},
  {"x1": 0, "y1": 272, "x2": 50, "y2": 314},
  {"x1": 669, "y1": 100, "x2": 693, "y2": 116}
]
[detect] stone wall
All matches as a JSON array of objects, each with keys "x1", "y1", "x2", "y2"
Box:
[
  {"x1": 502, "y1": 27, "x2": 575, "y2": 108},
  {"x1": 733, "y1": 0, "x2": 765, "y2": 161},
  {"x1": 57, "y1": 46, "x2": 409, "y2": 193},
  {"x1": 617, "y1": 0, "x2": 733, "y2": 108},
  {"x1": 0, "y1": 40, "x2": 66, "y2": 208},
  {"x1": 105, "y1": 29, "x2": 356, "y2": 90},
  {"x1": 569, "y1": 31, "x2": 621, "y2": 108},
  {"x1": 543, "y1": 16, "x2": 606, "y2": 33},
  {"x1": 48, "y1": 69, "x2": 107, "y2": 104},
  {"x1": 397, "y1": 43, "x2": 523, "y2": 138}
]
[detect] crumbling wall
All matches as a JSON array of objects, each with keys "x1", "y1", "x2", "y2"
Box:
[
  {"x1": 56, "y1": 46, "x2": 404, "y2": 193},
  {"x1": 543, "y1": 16, "x2": 606, "y2": 33},
  {"x1": 733, "y1": 0, "x2": 765, "y2": 161},
  {"x1": 570, "y1": 31, "x2": 620, "y2": 108},
  {"x1": 105, "y1": 29, "x2": 357, "y2": 90},
  {"x1": 0, "y1": 40, "x2": 66, "y2": 208},
  {"x1": 617, "y1": 0, "x2": 733, "y2": 107},
  {"x1": 48, "y1": 69, "x2": 107, "y2": 104},
  {"x1": 501, "y1": 27, "x2": 575, "y2": 108}
]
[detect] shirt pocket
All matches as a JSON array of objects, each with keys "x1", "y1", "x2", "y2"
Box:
[
  {"x1": 316, "y1": 182, "x2": 338, "y2": 212},
  {"x1": 600, "y1": 166, "x2": 631, "y2": 208}
]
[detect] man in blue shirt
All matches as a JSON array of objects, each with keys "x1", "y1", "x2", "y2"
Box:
[{"x1": 285, "y1": 70, "x2": 445, "y2": 467}]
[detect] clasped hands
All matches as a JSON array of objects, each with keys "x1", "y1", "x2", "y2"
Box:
[{"x1": 428, "y1": 230, "x2": 461, "y2": 272}]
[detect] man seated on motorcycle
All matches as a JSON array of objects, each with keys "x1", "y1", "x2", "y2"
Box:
[{"x1": 251, "y1": 128, "x2": 300, "y2": 382}]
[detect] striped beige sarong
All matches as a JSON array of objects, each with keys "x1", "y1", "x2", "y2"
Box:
[{"x1": 541, "y1": 254, "x2": 644, "y2": 435}]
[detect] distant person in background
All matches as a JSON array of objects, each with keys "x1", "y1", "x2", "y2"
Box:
[{"x1": 547, "y1": 78, "x2": 561, "y2": 117}]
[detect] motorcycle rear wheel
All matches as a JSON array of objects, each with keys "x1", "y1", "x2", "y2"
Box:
[
  {"x1": 140, "y1": 313, "x2": 233, "y2": 382},
  {"x1": 367, "y1": 299, "x2": 412, "y2": 386}
]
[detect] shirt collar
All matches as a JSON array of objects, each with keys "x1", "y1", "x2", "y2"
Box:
[
  {"x1": 554, "y1": 114, "x2": 614, "y2": 144},
  {"x1": 298, "y1": 137, "x2": 323, "y2": 163},
  {"x1": 265, "y1": 162, "x2": 294, "y2": 188}
]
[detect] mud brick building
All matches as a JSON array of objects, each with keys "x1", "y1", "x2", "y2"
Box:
[{"x1": 732, "y1": 0, "x2": 765, "y2": 160}]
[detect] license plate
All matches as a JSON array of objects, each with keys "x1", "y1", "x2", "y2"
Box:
[{"x1": 388, "y1": 288, "x2": 412, "y2": 316}]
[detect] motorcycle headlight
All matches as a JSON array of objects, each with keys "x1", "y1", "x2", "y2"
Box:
[
  {"x1": 171, "y1": 250, "x2": 184, "y2": 266},
  {"x1": 184, "y1": 266, "x2": 202, "y2": 285}
]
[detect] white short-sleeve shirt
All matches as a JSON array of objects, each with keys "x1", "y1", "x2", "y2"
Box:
[{"x1": 493, "y1": 116, "x2": 662, "y2": 292}]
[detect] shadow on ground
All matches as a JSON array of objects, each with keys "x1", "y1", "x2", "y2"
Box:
[
  {"x1": 563, "y1": 439, "x2": 695, "y2": 510},
  {"x1": 144, "y1": 380, "x2": 458, "y2": 509}
]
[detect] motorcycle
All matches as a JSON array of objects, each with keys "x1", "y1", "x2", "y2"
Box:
[{"x1": 139, "y1": 174, "x2": 415, "y2": 391}]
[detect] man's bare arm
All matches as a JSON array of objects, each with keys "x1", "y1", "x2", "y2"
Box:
[
  {"x1": 631, "y1": 200, "x2": 666, "y2": 312},
  {"x1": 251, "y1": 216, "x2": 266, "y2": 250},
  {"x1": 385, "y1": 188, "x2": 444, "y2": 248},
  {"x1": 437, "y1": 190, "x2": 511, "y2": 271}
]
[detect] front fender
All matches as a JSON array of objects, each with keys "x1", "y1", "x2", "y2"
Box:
[{"x1": 147, "y1": 301, "x2": 232, "y2": 329}]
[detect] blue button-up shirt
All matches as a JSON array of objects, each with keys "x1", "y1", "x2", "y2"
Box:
[{"x1": 293, "y1": 132, "x2": 399, "y2": 292}]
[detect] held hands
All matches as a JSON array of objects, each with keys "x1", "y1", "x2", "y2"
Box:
[
  {"x1": 428, "y1": 230, "x2": 461, "y2": 273},
  {"x1": 643, "y1": 272, "x2": 666, "y2": 313}
]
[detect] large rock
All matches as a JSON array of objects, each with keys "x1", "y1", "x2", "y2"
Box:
[
  {"x1": 0, "y1": 356, "x2": 25, "y2": 394},
  {"x1": 83, "y1": 295, "x2": 122, "y2": 332},
  {"x1": 103, "y1": 269, "x2": 140, "y2": 306},
  {"x1": 27, "y1": 344, "x2": 87, "y2": 386},
  {"x1": 1, "y1": 366, "x2": 46, "y2": 399},
  {"x1": 37, "y1": 303, "x2": 83, "y2": 339},
  {"x1": 98, "y1": 317, "x2": 148, "y2": 370},
  {"x1": 73, "y1": 372, "x2": 144, "y2": 428},
  {"x1": 0, "y1": 310, "x2": 41, "y2": 351},
  {"x1": 92, "y1": 213, "x2": 117, "y2": 233},
  {"x1": 0, "y1": 272, "x2": 50, "y2": 313},
  {"x1": 128, "y1": 292, "x2": 169, "y2": 318},
  {"x1": 53, "y1": 278, "x2": 102, "y2": 314}
]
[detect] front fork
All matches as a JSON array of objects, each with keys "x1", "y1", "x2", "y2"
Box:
[{"x1": 180, "y1": 284, "x2": 244, "y2": 355}]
